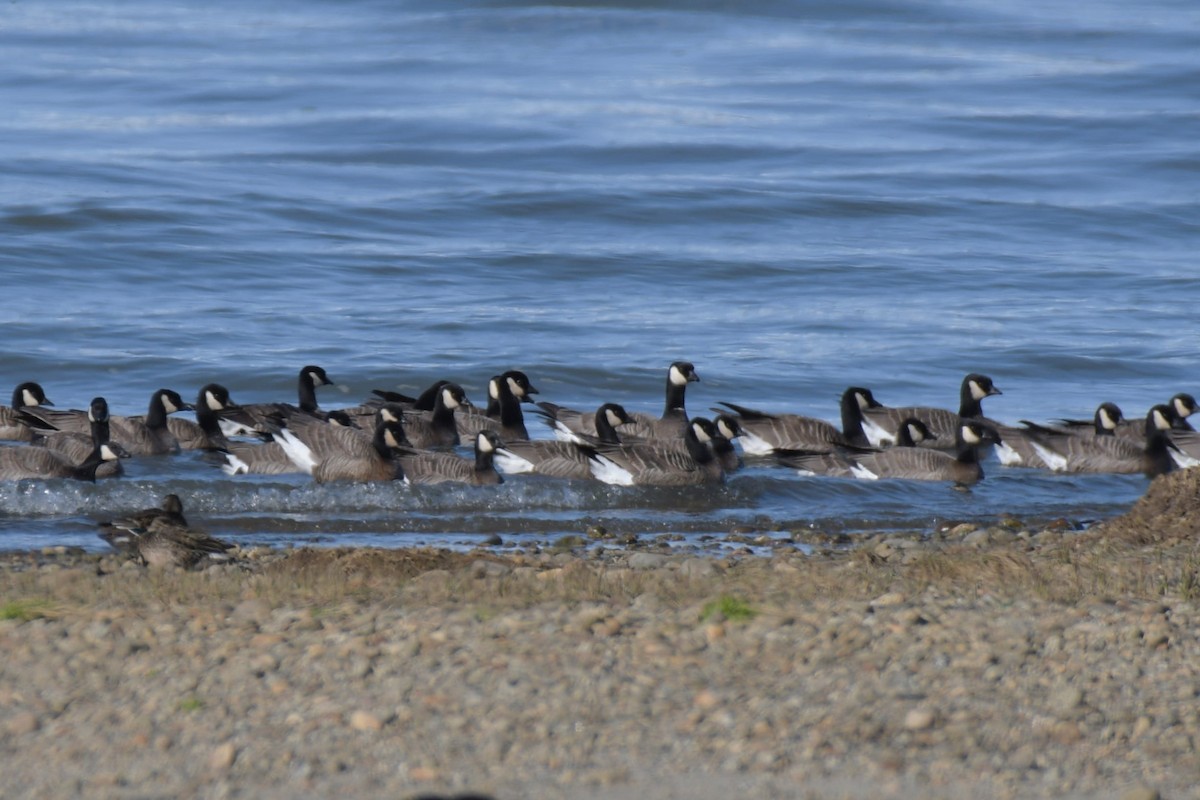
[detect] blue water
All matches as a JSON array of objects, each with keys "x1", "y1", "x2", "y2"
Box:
[{"x1": 1, "y1": 1, "x2": 1196, "y2": 552}]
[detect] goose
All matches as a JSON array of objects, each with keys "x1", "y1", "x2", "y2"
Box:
[
  {"x1": 1022, "y1": 405, "x2": 1179, "y2": 476},
  {"x1": 537, "y1": 361, "x2": 700, "y2": 443},
  {"x1": 0, "y1": 434, "x2": 130, "y2": 481},
  {"x1": 995, "y1": 403, "x2": 1126, "y2": 469},
  {"x1": 586, "y1": 418, "x2": 724, "y2": 487},
  {"x1": 456, "y1": 371, "x2": 537, "y2": 441},
  {"x1": 710, "y1": 415, "x2": 745, "y2": 473},
  {"x1": 716, "y1": 385, "x2": 880, "y2": 455},
  {"x1": 859, "y1": 373, "x2": 1002, "y2": 448},
  {"x1": 0, "y1": 382, "x2": 53, "y2": 441},
  {"x1": 20, "y1": 388, "x2": 193, "y2": 456},
  {"x1": 498, "y1": 403, "x2": 631, "y2": 479},
  {"x1": 839, "y1": 420, "x2": 1000, "y2": 485},
  {"x1": 99, "y1": 517, "x2": 235, "y2": 569},
  {"x1": 400, "y1": 382, "x2": 470, "y2": 449},
  {"x1": 394, "y1": 430, "x2": 507, "y2": 486},
  {"x1": 775, "y1": 417, "x2": 933, "y2": 477},
  {"x1": 275, "y1": 413, "x2": 408, "y2": 483},
  {"x1": 220, "y1": 365, "x2": 336, "y2": 437},
  {"x1": 27, "y1": 397, "x2": 125, "y2": 479},
  {"x1": 167, "y1": 384, "x2": 252, "y2": 451}
]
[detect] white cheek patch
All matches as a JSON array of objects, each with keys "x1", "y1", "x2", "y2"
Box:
[
  {"x1": 669, "y1": 365, "x2": 688, "y2": 386},
  {"x1": 384, "y1": 429, "x2": 402, "y2": 449},
  {"x1": 488, "y1": 380, "x2": 501, "y2": 401},
  {"x1": 380, "y1": 407, "x2": 400, "y2": 423},
  {"x1": 970, "y1": 380, "x2": 989, "y2": 400},
  {"x1": 205, "y1": 390, "x2": 224, "y2": 411},
  {"x1": 962, "y1": 426, "x2": 982, "y2": 445},
  {"x1": 308, "y1": 370, "x2": 326, "y2": 385},
  {"x1": 506, "y1": 377, "x2": 524, "y2": 397},
  {"x1": 1099, "y1": 408, "x2": 1118, "y2": 430},
  {"x1": 692, "y1": 423, "x2": 711, "y2": 442},
  {"x1": 442, "y1": 388, "x2": 461, "y2": 409},
  {"x1": 22, "y1": 389, "x2": 40, "y2": 407},
  {"x1": 1153, "y1": 409, "x2": 1171, "y2": 430},
  {"x1": 717, "y1": 420, "x2": 737, "y2": 439},
  {"x1": 605, "y1": 409, "x2": 624, "y2": 427},
  {"x1": 1175, "y1": 398, "x2": 1194, "y2": 418},
  {"x1": 162, "y1": 396, "x2": 181, "y2": 414},
  {"x1": 478, "y1": 434, "x2": 495, "y2": 453},
  {"x1": 905, "y1": 423, "x2": 921, "y2": 443},
  {"x1": 855, "y1": 392, "x2": 873, "y2": 411},
  {"x1": 99, "y1": 444, "x2": 121, "y2": 461}
]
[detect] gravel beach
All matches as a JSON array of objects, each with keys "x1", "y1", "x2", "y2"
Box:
[{"x1": 4, "y1": 471, "x2": 1200, "y2": 800}]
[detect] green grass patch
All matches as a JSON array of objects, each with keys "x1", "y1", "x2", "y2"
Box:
[
  {"x1": 178, "y1": 696, "x2": 204, "y2": 712},
  {"x1": 0, "y1": 599, "x2": 53, "y2": 622},
  {"x1": 700, "y1": 595, "x2": 757, "y2": 623}
]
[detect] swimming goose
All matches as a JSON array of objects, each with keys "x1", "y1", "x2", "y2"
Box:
[
  {"x1": 401, "y1": 382, "x2": 470, "y2": 449},
  {"x1": 586, "y1": 418, "x2": 723, "y2": 486},
  {"x1": 716, "y1": 385, "x2": 880, "y2": 455},
  {"x1": 1022, "y1": 405, "x2": 1179, "y2": 476},
  {"x1": 167, "y1": 384, "x2": 252, "y2": 451},
  {"x1": 775, "y1": 417, "x2": 933, "y2": 477},
  {"x1": 21, "y1": 388, "x2": 193, "y2": 456},
  {"x1": 456, "y1": 371, "x2": 537, "y2": 442},
  {"x1": 394, "y1": 430, "x2": 507, "y2": 486},
  {"x1": 859, "y1": 373, "x2": 1002, "y2": 448},
  {"x1": 839, "y1": 420, "x2": 1000, "y2": 485},
  {"x1": 220, "y1": 365, "x2": 336, "y2": 437},
  {"x1": 995, "y1": 402, "x2": 1126, "y2": 469},
  {"x1": 537, "y1": 361, "x2": 700, "y2": 443},
  {"x1": 0, "y1": 433, "x2": 130, "y2": 481},
  {"x1": 0, "y1": 382, "x2": 53, "y2": 441},
  {"x1": 710, "y1": 415, "x2": 745, "y2": 473},
  {"x1": 275, "y1": 413, "x2": 408, "y2": 483},
  {"x1": 27, "y1": 397, "x2": 125, "y2": 479},
  {"x1": 497, "y1": 403, "x2": 632, "y2": 479}
]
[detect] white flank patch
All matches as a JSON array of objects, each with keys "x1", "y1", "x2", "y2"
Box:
[
  {"x1": 1170, "y1": 449, "x2": 1200, "y2": 469},
  {"x1": 849, "y1": 464, "x2": 880, "y2": 481},
  {"x1": 737, "y1": 430, "x2": 775, "y2": 456},
  {"x1": 218, "y1": 418, "x2": 256, "y2": 438},
  {"x1": 550, "y1": 420, "x2": 586, "y2": 444},
  {"x1": 994, "y1": 440, "x2": 1024, "y2": 467},
  {"x1": 493, "y1": 449, "x2": 534, "y2": 475},
  {"x1": 1030, "y1": 441, "x2": 1068, "y2": 472},
  {"x1": 588, "y1": 454, "x2": 634, "y2": 486},
  {"x1": 220, "y1": 453, "x2": 250, "y2": 476},
  {"x1": 275, "y1": 430, "x2": 317, "y2": 475},
  {"x1": 859, "y1": 416, "x2": 895, "y2": 448}
]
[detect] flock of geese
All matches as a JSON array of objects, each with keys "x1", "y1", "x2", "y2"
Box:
[{"x1": 0, "y1": 362, "x2": 1196, "y2": 566}]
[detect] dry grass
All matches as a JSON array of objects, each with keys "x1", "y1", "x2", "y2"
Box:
[{"x1": 4, "y1": 468, "x2": 1200, "y2": 617}]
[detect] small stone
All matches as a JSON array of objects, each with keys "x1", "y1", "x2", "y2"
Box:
[
  {"x1": 1048, "y1": 686, "x2": 1084, "y2": 717},
  {"x1": 871, "y1": 592, "x2": 906, "y2": 608},
  {"x1": 6, "y1": 712, "x2": 40, "y2": 736},
  {"x1": 628, "y1": 553, "x2": 669, "y2": 570},
  {"x1": 904, "y1": 709, "x2": 935, "y2": 730},
  {"x1": 408, "y1": 766, "x2": 440, "y2": 782},
  {"x1": 1119, "y1": 786, "x2": 1162, "y2": 800},
  {"x1": 694, "y1": 690, "x2": 720, "y2": 710},
  {"x1": 349, "y1": 710, "x2": 384, "y2": 731},
  {"x1": 209, "y1": 742, "x2": 237, "y2": 772}
]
